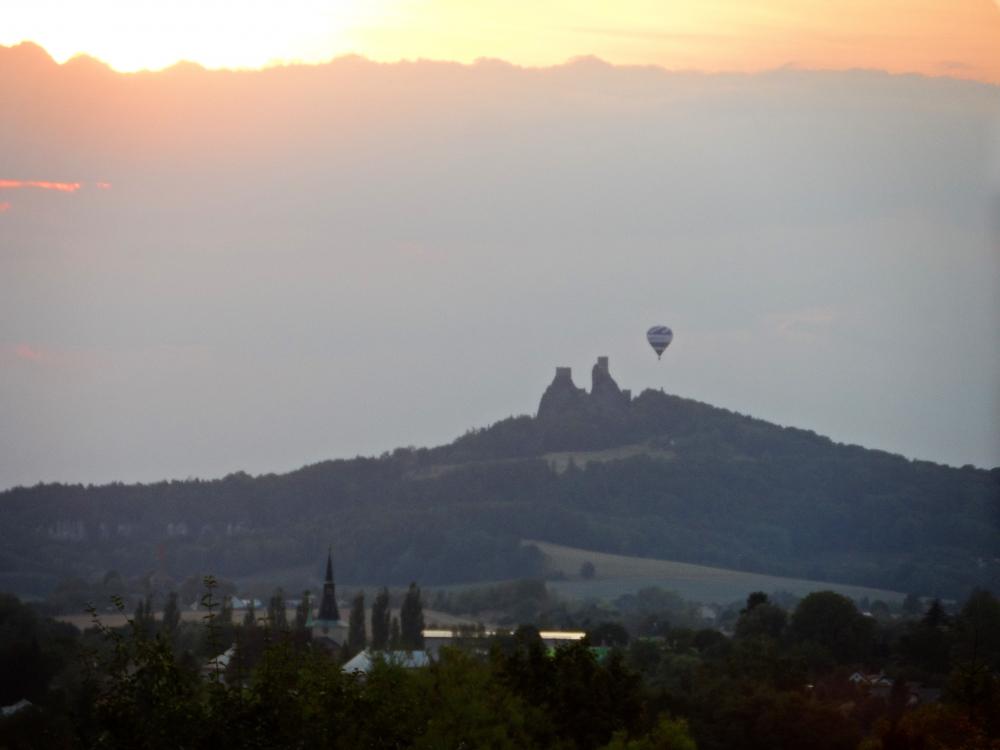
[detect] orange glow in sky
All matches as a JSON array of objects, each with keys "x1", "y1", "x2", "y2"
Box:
[
  {"x1": 0, "y1": 179, "x2": 83, "y2": 192},
  {"x1": 1, "y1": 0, "x2": 998, "y2": 82}
]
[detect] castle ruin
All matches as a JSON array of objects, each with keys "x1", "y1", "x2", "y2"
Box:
[{"x1": 537, "y1": 357, "x2": 631, "y2": 420}]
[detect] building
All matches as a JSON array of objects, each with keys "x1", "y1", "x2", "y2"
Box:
[
  {"x1": 421, "y1": 628, "x2": 586, "y2": 657},
  {"x1": 308, "y1": 548, "x2": 348, "y2": 647},
  {"x1": 342, "y1": 649, "x2": 431, "y2": 674}
]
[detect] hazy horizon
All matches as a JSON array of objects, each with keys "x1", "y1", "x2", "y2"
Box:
[
  {"x1": 2, "y1": 43, "x2": 999, "y2": 489},
  {"x1": 4, "y1": 0, "x2": 999, "y2": 82}
]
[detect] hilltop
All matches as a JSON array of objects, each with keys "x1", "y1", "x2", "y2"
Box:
[{"x1": 0, "y1": 359, "x2": 997, "y2": 601}]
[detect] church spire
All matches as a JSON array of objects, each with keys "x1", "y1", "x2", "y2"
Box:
[{"x1": 318, "y1": 546, "x2": 340, "y2": 621}]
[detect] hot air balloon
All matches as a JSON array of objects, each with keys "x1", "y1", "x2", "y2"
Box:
[{"x1": 647, "y1": 325, "x2": 673, "y2": 359}]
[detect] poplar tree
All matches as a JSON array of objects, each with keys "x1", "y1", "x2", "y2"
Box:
[
  {"x1": 371, "y1": 587, "x2": 391, "y2": 650},
  {"x1": 400, "y1": 582, "x2": 425, "y2": 650},
  {"x1": 348, "y1": 591, "x2": 367, "y2": 654},
  {"x1": 133, "y1": 594, "x2": 155, "y2": 638},
  {"x1": 218, "y1": 595, "x2": 233, "y2": 625},
  {"x1": 295, "y1": 591, "x2": 312, "y2": 630},
  {"x1": 162, "y1": 591, "x2": 181, "y2": 635},
  {"x1": 389, "y1": 616, "x2": 401, "y2": 651},
  {"x1": 268, "y1": 589, "x2": 288, "y2": 630}
]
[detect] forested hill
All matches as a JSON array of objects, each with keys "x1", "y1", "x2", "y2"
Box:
[{"x1": 1, "y1": 364, "x2": 997, "y2": 600}]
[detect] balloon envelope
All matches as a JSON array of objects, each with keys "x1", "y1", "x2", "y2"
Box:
[{"x1": 646, "y1": 325, "x2": 673, "y2": 358}]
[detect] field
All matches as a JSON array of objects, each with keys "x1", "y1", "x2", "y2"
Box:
[
  {"x1": 542, "y1": 443, "x2": 674, "y2": 473},
  {"x1": 528, "y1": 540, "x2": 905, "y2": 605},
  {"x1": 404, "y1": 441, "x2": 673, "y2": 481}
]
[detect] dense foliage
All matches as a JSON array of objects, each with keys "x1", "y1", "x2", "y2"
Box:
[
  {"x1": 2, "y1": 588, "x2": 999, "y2": 749},
  {"x1": 1, "y1": 390, "x2": 996, "y2": 599}
]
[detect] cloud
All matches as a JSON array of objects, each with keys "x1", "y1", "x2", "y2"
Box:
[
  {"x1": 0, "y1": 180, "x2": 109, "y2": 210},
  {"x1": 765, "y1": 307, "x2": 840, "y2": 345},
  {"x1": 565, "y1": 26, "x2": 735, "y2": 43},
  {"x1": 0, "y1": 179, "x2": 83, "y2": 192},
  {"x1": 14, "y1": 344, "x2": 44, "y2": 362},
  {"x1": 939, "y1": 60, "x2": 974, "y2": 71}
]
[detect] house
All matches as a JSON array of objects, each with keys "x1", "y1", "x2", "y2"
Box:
[
  {"x1": 1, "y1": 699, "x2": 33, "y2": 718},
  {"x1": 201, "y1": 645, "x2": 237, "y2": 681},
  {"x1": 342, "y1": 649, "x2": 431, "y2": 674},
  {"x1": 847, "y1": 672, "x2": 940, "y2": 705},
  {"x1": 421, "y1": 627, "x2": 586, "y2": 656},
  {"x1": 848, "y1": 672, "x2": 893, "y2": 688},
  {"x1": 229, "y1": 597, "x2": 264, "y2": 611}
]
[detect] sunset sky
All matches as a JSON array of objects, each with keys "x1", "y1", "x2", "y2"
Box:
[
  {"x1": 1, "y1": 4, "x2": 998, "y2": 489},
  {"x1": 2, "y1": 0, "x2": 999, "y2": 82}
]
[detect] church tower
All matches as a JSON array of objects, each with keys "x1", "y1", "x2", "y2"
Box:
[
  {"x1": 317, "y1": 547, "x2": 340, "y2": 622},
  {"x1": 311, "y1": 546, "x2": 348, "y2": 646}
]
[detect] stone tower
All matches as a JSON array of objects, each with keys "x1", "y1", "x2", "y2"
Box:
[
  {"x1": 590, "y1": 356, "x2": 629, "y2": 410},
  {"x1": 537, "y1": 366, "x2": 586, "y2": 419}
]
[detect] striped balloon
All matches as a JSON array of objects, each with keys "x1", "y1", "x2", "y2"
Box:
[{"x1": 646, "y1": 325, "x2": 673, "y2": 359}]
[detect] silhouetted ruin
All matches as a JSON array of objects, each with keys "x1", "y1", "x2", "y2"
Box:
[{"x1": 537, "y1": 357, "x2": 631, "y2": 421}]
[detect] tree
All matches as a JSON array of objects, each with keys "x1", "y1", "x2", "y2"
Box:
[
  {"x1": 162, "y1": 591, "x2": 181, "y2": 635},
  {"x1": 243, "y1": 598, "x2": 257, "y2": 628},
  {"x1": 922, "y1": 598, "x2": 948, "y2": 628},
  {"x1": 900, "y1": 605, "x2": 950, "y2": 676},
  {"x1": 0, "y1": 594, "x2": 78, "y2": 705},
  {"x1": 268, "y1": 589, "x2": 288, "y2": 630},
  {"x1": 294, "y1": 590, "x2": 312, "y2": 630},
  {"x1": 735, "y1": 602, "x2": 787, "y2": 641},
  {"x1": 603, "y1": 714, "x2": 697, "y2": 750},
  {"x1": 133, "y1": 594, "x2": 155, "y2": 638},
  {"x1": 371, "y1": 587, "x2": 391, "y2": 650},
  {"x1": 408, "y1": 648, "x2": 534, "y2": 749},
  {"x1": 870, "y1": 599, "x2": 891, "y2": 621},
  {"x1": 902, "y1": 592, "x2": 923, "y2": 616},
  {"x1": 348, "y1": 591, "x2": 366, "y2": 654},
  {"x1": 955, "y1": 589, "x2": 1000, "y2": 669},
  {"x1": 949, "y1": 589, "x2": 1000, "y2": 712},
  {"x1": 580, "y1": 561, "x2": 596, "y2": 579},
  {"x1": 390, "y1": 616, "x2": 401, "y2": 650},
  {"x1": 741, "y1": 591, "x2": 769, "y2": 614},
  {"x1": 791, "y1": 591, "x2": 874, "y2": 665},
  {"x1": 218, "y1": 595, "x2": 233, "y2": 625},
  {"x1": 588, "y1": 622, "x2": 629, "y2": 647},
  {"x1": 400, "y1": 582, "x2": 425, "y2": 650}
]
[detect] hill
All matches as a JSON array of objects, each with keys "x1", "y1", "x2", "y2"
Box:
[{"x1": 0, "y1": 359, "x2": 997, "y2": 601}]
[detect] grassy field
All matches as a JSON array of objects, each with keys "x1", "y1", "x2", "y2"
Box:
[
  {"x1": 542, "y1": 443, "x2": 674, "y2": 473},
  {"x1": 528, "y1": 540, "x2": 905, "y2": 606}
]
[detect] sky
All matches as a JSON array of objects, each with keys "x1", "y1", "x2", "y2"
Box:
[
  {"x1": 0, "y1": 5, "x2": 999, "y2": 490},
  {"x1": 1, "y1": 0, "x2": 999, "y2": 82}
]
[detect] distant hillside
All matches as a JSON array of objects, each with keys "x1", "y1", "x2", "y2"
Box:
[
  {"x1": 1, "y1": 359, "x2": 997, "y2": 600},
  {"x1": 528, "y1": 540, "x2": 906, "y2": 605}
]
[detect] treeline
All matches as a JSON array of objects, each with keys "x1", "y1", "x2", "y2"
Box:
[
  {"x1": 2, "y1": 587, "x2": 999, "y2": 749},
  {"x1": 1, "y1": 389, "x2": 997, "y2": 598}
]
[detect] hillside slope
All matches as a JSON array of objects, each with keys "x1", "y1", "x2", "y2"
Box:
[
  {"x1": 1, "y1": 361, "x2": 997, "y2": 599},
  {"x1": 528, "y1": 540, "x2": 906, "y2": 605}
]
